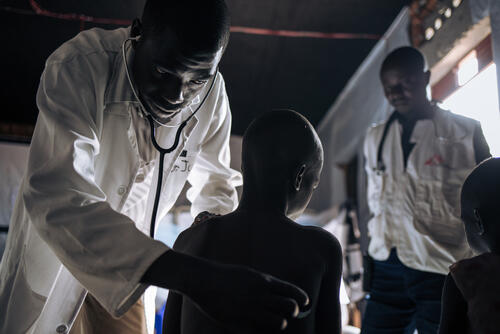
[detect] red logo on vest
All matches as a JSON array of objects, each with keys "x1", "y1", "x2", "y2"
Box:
[{"x1": 424, "y1": 154, "x2": 444, "y2": 166}]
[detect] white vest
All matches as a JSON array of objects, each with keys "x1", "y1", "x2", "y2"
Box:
[{"x1": 364, "y1": 107, "x2": 477, "y2": 274}]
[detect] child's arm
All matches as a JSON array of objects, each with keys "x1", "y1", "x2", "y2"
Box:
[
  {"x1": 315, "y1": 235, "x2": 343, "y2": 334},
  {"x1": 162, "y1": 234, "x2": 190, "y2": 334},
  {"x1": 163, "y1": 291, "x2": 183, "y2": 334},
  {"x1": 438, "y1": 273, "x2": 468, "y2": 334}
]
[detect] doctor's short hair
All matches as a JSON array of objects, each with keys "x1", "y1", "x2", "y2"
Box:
[
  {"x1": 141, "y1": 0, "x2": 230, "y2": 52},
  {"x1": 381, "y1": 46, "x2": 427, "y2": 75}
]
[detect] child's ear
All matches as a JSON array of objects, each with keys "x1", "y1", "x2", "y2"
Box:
[
  {"x1": 474, "y1": 208, "x2": 485, "y2": 235},
  {"x1": 294, "y1": 165, "x2": 306, "y2": 191}
]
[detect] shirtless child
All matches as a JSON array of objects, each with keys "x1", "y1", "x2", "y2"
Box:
[
  {"x1": 439, "y1": 157, "x2": 500, "y2": 334},
  {"x1": 163, "y1": 110, "x2": 343, "y2": 334}
]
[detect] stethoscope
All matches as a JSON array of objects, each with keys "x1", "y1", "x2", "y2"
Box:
[
  {"x1": 122, "y1": 36, "x2": 218, "y2": 237},
  {"x1": 374, "y1": 112, "x2": 398, "y2": 174}
]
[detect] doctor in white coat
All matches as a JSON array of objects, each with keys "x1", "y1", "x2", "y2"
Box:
[{"x1": 0, "y1": 1, "x2": 309, "y2": 333}]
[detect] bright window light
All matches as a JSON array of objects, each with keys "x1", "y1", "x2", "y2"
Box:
[
  {"x1": 457, "y1": 51, "x2": 479, "y2": 86},
  {"x1": 440, "y1": 63, "x2": 500, "y2": 157}
]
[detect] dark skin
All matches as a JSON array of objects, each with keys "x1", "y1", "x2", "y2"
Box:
[
  {"x1": 380, "y1": 65, "x2": 434, "y2": 121},
  {"x1": 438, "y1": 274, "x2": 470, "y2": 334},
  {"x1": 130, "y1": 19, "x2": 222, "y2": 124},
  {"x1": 439, "y1": 158, "x2": 500, "y2": 333},
  {"x1": 132, "y1": 19, "x2": 310, "y2": 333},
  {"x1": 163, "y1": 112, "x2": 343, "y2": 334}
]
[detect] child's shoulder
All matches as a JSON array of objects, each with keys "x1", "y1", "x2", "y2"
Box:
[
  {"x1": 173, "y1": 215, "x2": 225, "y2": 252},
  {"x1": 451, "y1": 253, "x2": 500, "y2": 276},
  {"x1": 291, "y1": 223, "x2": 342, "y2": 257}
]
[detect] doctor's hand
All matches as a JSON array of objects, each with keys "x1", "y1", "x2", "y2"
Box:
[
  {"x1": 188, "y1": 261, "x2": 309, "y2": 333},
  {"x1": 192, "y1": 211, "x2": 220, "y2": 226},
  {"x1": 142, "y1": 250, "x2": 309, "y2": 333}
]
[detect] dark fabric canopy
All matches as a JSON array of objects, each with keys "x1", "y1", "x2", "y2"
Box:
[{"x1": 0, "y1": 0, "x2": 409, "y2": 135}]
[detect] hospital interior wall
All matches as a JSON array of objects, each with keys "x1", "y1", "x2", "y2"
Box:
[{"x1": 0, "y1": 141, "x2": 30, "y2": 258}]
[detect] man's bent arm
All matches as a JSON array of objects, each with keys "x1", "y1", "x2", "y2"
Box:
[
  {"x1": 163, "y1": 290, "x2": 183, "y2": 334},
  {"x1": 25, "y1": 58, "x2": 168, "y2": 317}
]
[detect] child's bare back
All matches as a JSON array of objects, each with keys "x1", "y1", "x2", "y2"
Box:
[
  {"x1": 163, "y1": 110, "x2": 342, "y2": 334},
  {"x1": 165, "y1": 211, "x2": 341, "y2": 334}
]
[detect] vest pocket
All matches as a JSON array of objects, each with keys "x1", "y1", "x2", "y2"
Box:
[
  {"x1": 413, "y1": 179, "x2": 466, "y2": 246},
  {"x1": 366, "y1": 171, "x2": 386, "y2": 216}
]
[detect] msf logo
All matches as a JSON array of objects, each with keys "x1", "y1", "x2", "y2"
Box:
[
  {"x1": 424, "y1": 154, "x2": 453, "y2": 169},
  {"x1": 424, "y1": 154, "x2": 444, "y2": 166}
]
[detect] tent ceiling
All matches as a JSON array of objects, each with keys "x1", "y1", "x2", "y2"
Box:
[{"x1": 0, "y1": 0, "x2": 410, "y2": 136}]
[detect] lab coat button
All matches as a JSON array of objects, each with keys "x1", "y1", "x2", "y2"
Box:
[
  {"x1": 117, "y1": 186, "x2": 127, "y2": 195},
  {"x1": 56, "y1": 324, "x2": 68, "y2": 333},
  {"x1": 135, "y1": 173, "x2": 145, "y2": 183}
]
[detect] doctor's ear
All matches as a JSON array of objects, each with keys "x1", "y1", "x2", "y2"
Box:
[
  {"x1": 130, "y1": 19, "x2": 143, "y2": 44},
  {"x1": 294, "y1": 165, "x2": 306, "y2": 192},
  {"x1": 474, "y1": 208, "x2": 485, "y2": 236}
]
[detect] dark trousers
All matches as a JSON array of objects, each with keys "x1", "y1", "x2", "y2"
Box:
[{"x1": 361, "y1": 249, "x2": 446, "y2": 334}]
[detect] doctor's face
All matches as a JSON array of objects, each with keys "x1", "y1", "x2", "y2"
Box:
[
  {"x1": 132, "y1": 28, "x2": 223, "y2": 124},
  {"x1": 380, "y1": 66, "x2": 430, "y2": 115}
]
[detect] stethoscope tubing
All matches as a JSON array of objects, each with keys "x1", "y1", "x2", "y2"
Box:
[
  {"x1": 147, "y1": 74, "x2": 217, "y2": 238},
  {"x1": 122, "y1": 36, "x2": 218, "y2": 238}
]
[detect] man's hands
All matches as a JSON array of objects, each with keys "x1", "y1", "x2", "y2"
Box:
[
  {"x1": 142, "y1": 250, "x2": 309, "y2": 333},
  {"x1": 187, "y1": 260, "x2": 309, "y2": 333},
  {"x1": 192, "y1": 211, "x2": 220, "y2": 226}
]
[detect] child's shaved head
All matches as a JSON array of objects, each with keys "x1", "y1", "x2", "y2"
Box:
[
  {"x1": 461, "y1": 157, "x2": 500, "y2": 253},
  {"x1": 241, "y1": 110, "x2": 323, "y2": 218},
  {"x1": 242, "y1": 110, "x2": 322, "y2": 183}
]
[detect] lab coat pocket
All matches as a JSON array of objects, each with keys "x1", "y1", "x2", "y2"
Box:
[{"x1": 413, "y1": 179, "x2": 465, "y2": 246}]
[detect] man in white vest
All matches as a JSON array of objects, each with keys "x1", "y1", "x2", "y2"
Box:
[
  {"x1": 361, "y1": 47, "x2": 491, "y2": 334},
  {"x1": 0, "y1": 1, "x2": 308, "y2": 333}
]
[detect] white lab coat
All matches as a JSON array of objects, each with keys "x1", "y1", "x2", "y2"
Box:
[
  {"x1": 0, "y1": 27, "x2": 241, "y2": 334},
  {"x1": 364, "y1": 107, "x2": 478, "y2": 275}
]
